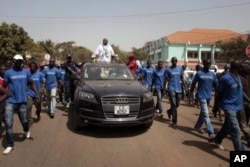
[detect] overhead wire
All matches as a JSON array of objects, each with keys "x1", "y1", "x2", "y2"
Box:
[{"x1": 0, "y1": 2, "x2": 250, "y2": 19}]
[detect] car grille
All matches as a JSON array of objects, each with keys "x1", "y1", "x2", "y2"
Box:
[{"x1": 101, "y1": 96, "x2": 140, "y2": 118}]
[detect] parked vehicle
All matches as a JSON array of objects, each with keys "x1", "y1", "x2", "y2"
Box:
[
  {"x1": 68, "y1": 63, "x2": 155, "y2": 130},
  {"x1": 209, "y1": 64, "x2": 223, "y2": 74}
]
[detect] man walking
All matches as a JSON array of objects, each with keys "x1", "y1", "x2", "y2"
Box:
[
  {"x1": 2, "y1": 54, "x2": 39, "y2": 154},
  {"x1": 190, "y1": 59, "x2": 217, "y2": 141},
  {"x1": 64, "y1": 54, "x2": 77, "y2": 108},
  {"x1": 165, "y1": 57, "x2": 186, "y2": 125},
  {"x1": 213, "y1": 60, "x2": 244, "y2": 151},
  {"x1": 43, "y1": 58, "x2": 62, "y2": 118}
]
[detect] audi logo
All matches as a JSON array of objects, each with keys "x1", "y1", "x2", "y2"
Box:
[{"x1": 115, "y1": 98, "x2": 128, "y2": 104}]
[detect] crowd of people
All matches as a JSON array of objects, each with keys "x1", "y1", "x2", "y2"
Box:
[
  {"x1": 138, "y1": 57, "x2": 250, "y2": 151},
  {"x1": 0, "y1": 37, "x2": 250, "y2": 155},
  {"x1": 0, "y1": 53, "x2": 81, "y2": 155}
]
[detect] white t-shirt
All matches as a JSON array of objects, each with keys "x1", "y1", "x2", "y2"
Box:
[{"x1": 94, "y1": 44, "x2": 115, "y2": 63}]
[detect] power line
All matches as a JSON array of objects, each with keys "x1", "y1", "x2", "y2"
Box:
[{"x1": 0, "y1": 2, "x2": 250, "y2": 19}]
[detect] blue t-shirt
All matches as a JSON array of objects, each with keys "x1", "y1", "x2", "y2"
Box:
[
  {"x1": 192, "y1": 70, "x2": 217, "y2": 99},
  {"x1": 27, "y1": 71, "x2": 45, "y2": 97},
  {"x1": 165, "y1": 66, "x2": 184, "y2": 92},
  {"x1": 153, "y1": 68, "x2": 165, "y2": 90},
  {"x1": 4, "y1": 68, "x2": 31, "y2": 103},
  {"x1": 217, "y1": 73, "x2": 243, "y2": 111},
  {"x1": 141, "y1": 66, "x2": 155, "y2": 86},
  {"x1": 43, "y1": 67, "x2": 61, "y2": 90},
  {"x1": 59, "y1": 69, "x2": 65, "y2": 85}
]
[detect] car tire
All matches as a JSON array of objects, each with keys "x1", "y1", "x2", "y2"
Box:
[{"x1": 68, "y1": 105, "x2": 82, "y2": 131}]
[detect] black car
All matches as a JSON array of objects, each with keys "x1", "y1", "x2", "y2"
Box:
[{"x1": 68, "y1": 63, "x2": 155, "y2": 130}]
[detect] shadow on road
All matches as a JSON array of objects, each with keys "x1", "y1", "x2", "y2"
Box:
[
  {"x1": 67, "y1": 124, "x2": 148, "y2": 138},
  {"x1": 1, "y1": 132, "x2": 30, "y2": 148},
  {"x1": 182, "y1": 140, "x2": 230, "y2": 163}
]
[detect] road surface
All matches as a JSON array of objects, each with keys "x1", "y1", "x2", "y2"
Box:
[{"x1": 0, "y1": 97, "x2": 249, "y2": 167}]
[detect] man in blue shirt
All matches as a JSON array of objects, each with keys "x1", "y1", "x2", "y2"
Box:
[
  {"x1": 27, "y1": 61, "x2": 45, "y2": 123},
  {"x1": 152, "y1": 61, "x2": 166, "y2": 116},
  {"x1": 58, "y1": 63, "x2": 65, "y2": 104},
  {"x1": 165, "y1": 57, "x2": 186, "y2": 125},
  {"x1": 141, "y1": 60, "x2": 155, "y2": 91},
  {"x1": 190, "y1": 59, "x2": 217, "y2": 140},
  {"x1": 43, "y1": 58, "x2": 62, "y2": 118},
  {"x1": 213, "y1": 60, "x2": 244, "y2": 151},
  {"x1": 2, "y1": 54, "x2": 39, "y2": 155}
]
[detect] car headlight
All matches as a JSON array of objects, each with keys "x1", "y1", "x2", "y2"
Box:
[
  {"x1": 78, "y1": 91, "x2": 97, "y2": 102},
  {"x1": 143, "y1": 92, "x2": 153, "y2": 102}
]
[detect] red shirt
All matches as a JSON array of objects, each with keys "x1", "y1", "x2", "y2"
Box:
[
  {"x1": 0, "y1": 77, "x2": 3, "y2": 86},
  {"x1": 126, "y1": 60, "x2": 137, "y2": 75}
]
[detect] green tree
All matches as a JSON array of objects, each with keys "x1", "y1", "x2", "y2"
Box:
[
  {"x1": 37, "y1": 39, "x2": 58, "y2": 59},
  {"x1": 216, "y1": 34, "x2": 250, "y2": 62},
  {"x1": 0, "y1": 22, "x2": 42, "y2": 62},
  {"x1": 72, "y1": 46, "x2": 92, "y2": 63},
  {"x1": 131, "y1": 47, "x2": 149, "y2": 61},
  {"x1": 111, "y1": 44, "x2": 127, "y2": 63}
]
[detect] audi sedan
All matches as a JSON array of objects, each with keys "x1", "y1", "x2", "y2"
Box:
[{"x1": 68, "y1": 63, "x2": 155, "y2": 130}]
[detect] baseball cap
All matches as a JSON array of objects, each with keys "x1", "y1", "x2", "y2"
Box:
[
  {"x1": 128, "y1": 52, "x2": 135, "y2": 58},
  {"x1": 13, "y1": 54, "x2": 23, "y2": 60}
]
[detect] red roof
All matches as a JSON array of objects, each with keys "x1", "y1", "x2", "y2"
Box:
[{"x1": 165, "y1": 28, "x2": 243, "y2": 44}]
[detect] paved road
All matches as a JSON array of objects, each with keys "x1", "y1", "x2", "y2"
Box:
[{"x1": 0, "y1": 97, "x2": 249, "y2": 167}]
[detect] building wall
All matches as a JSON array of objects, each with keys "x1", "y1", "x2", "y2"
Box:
[{"x1": 143, "y1": 39, "x2": 223, "y2": 68}]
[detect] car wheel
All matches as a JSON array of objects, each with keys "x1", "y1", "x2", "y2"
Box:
[{"x1": 68, "y1": 106, "x2": 82, "y2": 130}]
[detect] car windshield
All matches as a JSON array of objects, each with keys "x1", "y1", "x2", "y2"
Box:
[{"x1": 81, "y1": 64, "x2": 136, "y2": 80}]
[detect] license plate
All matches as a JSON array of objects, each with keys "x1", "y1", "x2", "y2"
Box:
[{"x1": 114, "y1": 105, "x2": 130, "y2": 115}]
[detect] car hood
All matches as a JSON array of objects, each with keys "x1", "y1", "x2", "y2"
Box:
[{"x1": 83, "y1": 80, "x2": 145, "y2": 96}]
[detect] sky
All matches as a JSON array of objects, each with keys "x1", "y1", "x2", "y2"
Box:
[{"x1": 1, "y1": 0, "x2": 250, "y2": 52}]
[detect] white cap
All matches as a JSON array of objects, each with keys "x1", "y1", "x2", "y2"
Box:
[{"x1": 13, "y1": 54, "x2": 23, "y2": 60}]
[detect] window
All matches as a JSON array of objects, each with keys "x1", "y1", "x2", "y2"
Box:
[
  {"x1": 187, "y1": 51, "x2": 198, "y2": 59},
  {"x1": 157, "y1": 53, "x2": 161, "y2": 60},
  {"x1": 151, "y1": 55, "x2": 154, "y2": 60},
  {"x1": 201, "y1": 51, "x2": 211, "y2": 60}
]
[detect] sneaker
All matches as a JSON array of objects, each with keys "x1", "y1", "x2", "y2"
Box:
[
  {"x1": 50, "y1": 113, "x2": 54, "y2": 119},
  {"x1": 215, "y1": 143, "x2": 225, "y2": 150},
  {"x1": 66, "y1": 101, "x2": 70, "y2": 109},
  {"x1": 155, "y1": 109, "x2": 160, "y2": 114},
  {"x1": 37, "y1": 114, "x2": 41, "y2": 120},
  {"x1": 208, "y1": 134, "x2": 215, "y2": 142},
  {"x1": 36, "y1": 111, "x2": 41, "y2": 120},
  {"x1": 3, "y1": 146, "x2": 14, "y2": 155},
  {"x1": 25, "y1": 131, "x2": 31, "y2": 139},
  {"x1": 171, "y1": 122, "x2": 178, "y2": 126}
]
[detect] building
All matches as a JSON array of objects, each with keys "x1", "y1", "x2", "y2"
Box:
[{"x1": 143, "y1": 28, "x2": 243, "y2": 68}]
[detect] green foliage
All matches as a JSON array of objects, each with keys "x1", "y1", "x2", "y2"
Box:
[
  {"x1": 111, "y1": 44, "x2": 127, "y2": 63},
  {"x1": 111, "y1": 45, "x2": 149, "y2": 63},
  {"x1": 131, "y1": 47, "x2": 149, "y2": 61},
  {"x1": 37, "y1": 39, "x2": 58, "y2": 58},
  {"x1": 0, "y1": 22, "x2": 43, "y2": 61},
  {"x1": 37, "y1": 40, "x2": 93, "y2": 63},
  {"x1": 216, "y1": 34, "x2": 250, "y2": 62},
  {"x1": 72, "y1": 46, "x2": 92, "y2": 63}
]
